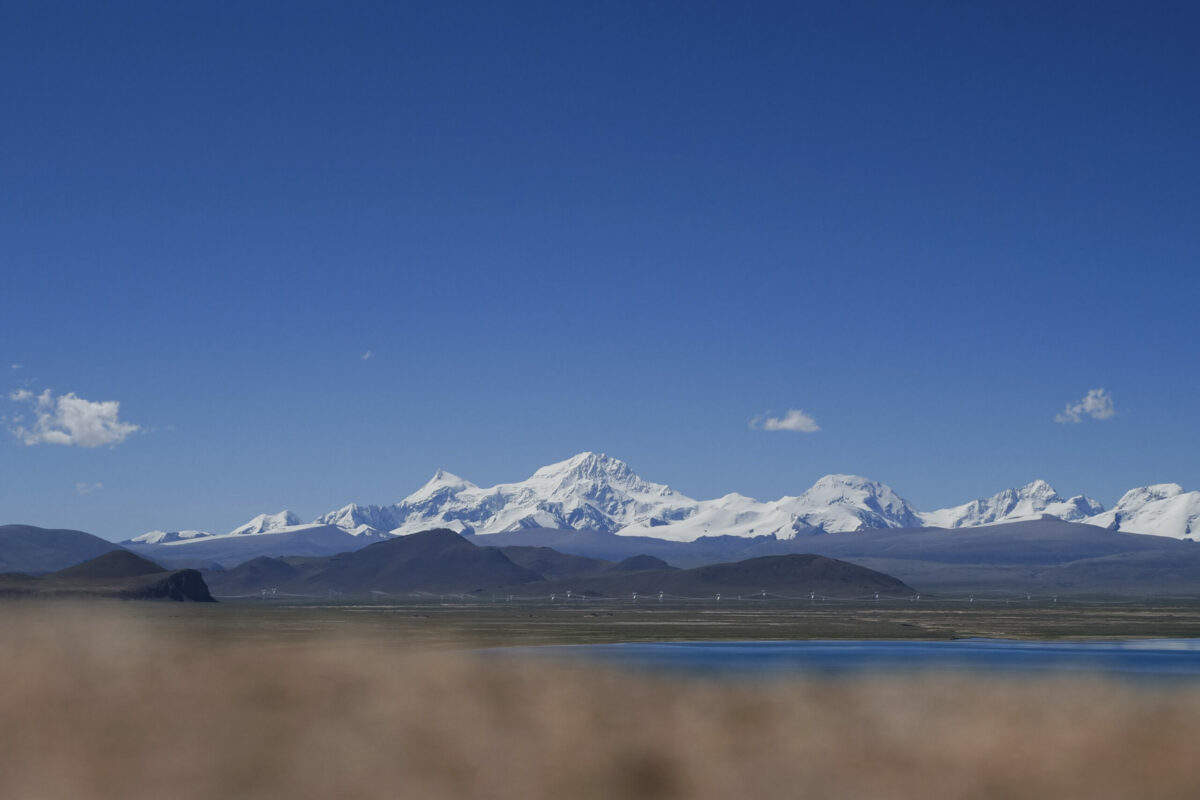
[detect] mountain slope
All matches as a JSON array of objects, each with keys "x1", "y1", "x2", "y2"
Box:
[
  {"x1": 216, "y1": 529, "x2": 546, "y2": 595},
  {"x1": 0, "y1": 550, "x2": 215, "y2": 601},
  {"x1": 0, "y1": 525, "x2": 124, "y2": 574},
  {"x1": 1087, "y1": 484, "x2": 1200, "y2": 540},
  {"x1": 920, "y1": 480, "x2": 1103, "y2": 528},
  {"x1": 124, "y1": 524, "x2": 389, "y2": 568},
  {"x1": 50, "y1": 550, "x2": 165, "y2": 581},
  {"x1": 131, "y1": 452, "x2": 1200, "y2": 549},
  {"x1": 384, "y1": 453, "x2": 699, "y2": 535},
  {"x1": 127, "y1": 529, "x2": 215, "y2": 545}
]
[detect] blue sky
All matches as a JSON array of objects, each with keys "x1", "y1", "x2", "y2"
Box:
[{"x1": 2, "y1": 1, "x2": 1198, "y2": 541}]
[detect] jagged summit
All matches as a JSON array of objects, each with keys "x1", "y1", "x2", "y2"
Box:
[
  {"x1": 410, "y1": 469, "x2": 478, "y2": 499},
  {"x1": 799, "y1": 475, "x2": 923, "y2": 529},
  {"x1": 229, "y1": 511, "x2": 303, "y2": 537},
  {"x1": 531, "y1": 452, "x2": 636, "y2": 485},
  {"x1": 919, "y1": 480, "x2": 1104, "y2": 529}
]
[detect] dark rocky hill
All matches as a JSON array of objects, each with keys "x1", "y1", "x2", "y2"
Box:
[{"x1": 0, "y1": 551, "x2": 215, "y2": 602}]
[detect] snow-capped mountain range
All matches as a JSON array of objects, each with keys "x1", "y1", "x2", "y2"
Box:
[{"x1": 127, "y1": 452, "x2": 1200, "y2": 547}]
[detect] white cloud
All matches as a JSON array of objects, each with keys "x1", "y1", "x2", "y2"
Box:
[
  {"x1": 10, "y1": 364, "x2": 21, "y2": 370},
  {"x1": 751, "y1": 409, "x2": 821, "y2": 433},
  {"x1": 10, "y1": 389, "x2": 140, "y2": 447},
  {"x1": 75, "y1": 482, "x2": 103, "y2": 495},
  {"x1": 361, "y1": 350, "x2": 374, "y2": 360},
  {"x1": 1055, "y1": 388, "x2": 1116, "y2": 424}
]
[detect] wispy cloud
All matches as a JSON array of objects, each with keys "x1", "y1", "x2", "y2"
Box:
[
  {"x1": 75, "y1": 482, "x2": 103, "y2": 495},
  {"x1": 361, "y1": 350, "x2": 374, "y2": 360},
  {"x1": 9, "y1": 389, "x2": 140, "y2": 447},
  {"x1": 750, "y1": 408, "x2": 821, "y2": 433},
  {"x1": 1055, "y1": 388, "x2": 1116, "y2": 424},
  {"x1": 10, "y1": 364, "x2": 21, "y2": 370}
]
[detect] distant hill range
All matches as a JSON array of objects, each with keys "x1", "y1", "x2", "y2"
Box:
[
  {"x1": 478, "y1": 519, "x2": 1200, "y2": 597},
  {"x1": 123, "y1": 455, "x2": 1200, "y2": 571},
  {"x1": 13, "y1": 513, "x2": 1200, "y2": 598},
  {"x1": 0, "y1": 545, "x2": 214, "y2": 602},
  {"x1": 204, "y1": 529, "x2": 913, "y2": 600}
]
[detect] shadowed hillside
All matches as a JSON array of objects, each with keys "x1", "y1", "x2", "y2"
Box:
[
  {"x1": 477, "y1": 520, "x2": 1200, "y2": 597},
  {"x1": 50, "y1": 550, "x2": 165, "y2": 581},
  {"x1": 0, "y1": 551, "x2": 215, "y2": 602},
  {"x1": 0, "y1": 525, "x2": 123, "y2": 574},
  {"x1": 205, "y1": 531, "x2": 913, "y2": 599}
]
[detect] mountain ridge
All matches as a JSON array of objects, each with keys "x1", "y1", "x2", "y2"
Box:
[{"x1": 126, "y1": 452, "x2": 1200, "y2": 547}]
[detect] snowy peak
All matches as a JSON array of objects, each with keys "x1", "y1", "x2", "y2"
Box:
[
  {"x1": 1088, "y1": 483, "x2": 1200, "y2": 540},
  {"x1": 617, "y1": 474, "x2": 922, "y2": 542},
  {"x1": 530, "y1": 452, "x2": 637, "y2": 488},
  {"x1": 228, "y1": 510, "x2": 303, "y2": 537},
  {"x1": 801, "y1": 475, "x2": 919, "y2": 517},
  {"x1": 1021, "y1": 479, "x2": 1058, "y2": 501},
  {"x1": 1115, "y1": 483, "x2": 1185, "y2": 506},
  {"x1": 794, "y1": 474, "x2": 923, "y2": 532},
  {"x1": 312, "y1": 503, "x2": 397, "y2": 535},
  {"x1": 406, "y1": 469, "x2": 478, "y2": 504},
  {"x1": 386, "y1": 452, "x2": 697, "y2": 536},
  {"x1": 920, "y1": 480, "x2": 1104, "y2": 529},
  {"x1": 125, "y1": 529, "x2": 214, "y2": 545}
]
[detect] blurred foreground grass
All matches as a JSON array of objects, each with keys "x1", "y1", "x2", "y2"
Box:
[{"x1": 2, "y1": 603, "x2": 1200, "y2": 800}]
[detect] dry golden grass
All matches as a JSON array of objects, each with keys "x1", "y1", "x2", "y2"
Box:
[{"x1": 2, "y1": 605, "x2": 1200, "y2": 800}]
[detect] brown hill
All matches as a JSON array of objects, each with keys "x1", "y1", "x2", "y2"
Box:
[{"x1": 50, "y1": 550, "x2": 165, "y2": 581}]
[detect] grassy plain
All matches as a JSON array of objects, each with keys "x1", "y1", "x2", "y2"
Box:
[{"x1": 4, "y1": 599, "x2": 1200, "y2": 800}]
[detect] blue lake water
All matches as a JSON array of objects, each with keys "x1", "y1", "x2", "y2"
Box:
[{"x1": 497, "y1": 639, "x2": 1200, "y2": 679}]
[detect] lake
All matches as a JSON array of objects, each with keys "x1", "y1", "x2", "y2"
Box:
[{"x1": 496, "y1": 639, "x2": 1200, "y2": 678}]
